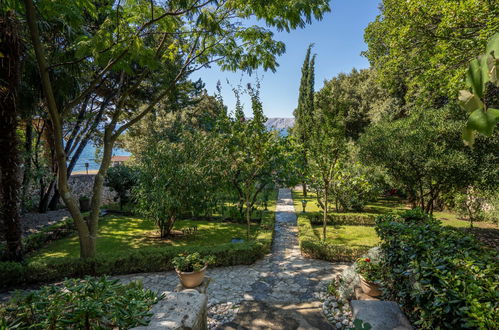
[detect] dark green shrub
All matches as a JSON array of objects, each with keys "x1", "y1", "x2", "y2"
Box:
[
  {"x1": 0, "y1": 277, "x2": 160, "y2": 329},
  {"x1": 375, "y1": 212, "x2": 498, "y2": 329}
]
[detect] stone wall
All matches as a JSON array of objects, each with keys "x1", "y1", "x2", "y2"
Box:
[{"x1": 68, "y1": 174, "x2": 117, "y2": 205}]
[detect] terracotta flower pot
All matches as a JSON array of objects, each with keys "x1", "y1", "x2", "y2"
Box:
[
  {"x1": 176, "y1": 265, "x2": 207, "y2": 288},
  {"x1": 359, "y1": 275, "x2": 382, "y2": 297}
]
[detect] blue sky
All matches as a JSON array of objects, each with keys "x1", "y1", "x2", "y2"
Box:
[{"x1": 194, "y1": 0, "x2": 381, "y2": 118}]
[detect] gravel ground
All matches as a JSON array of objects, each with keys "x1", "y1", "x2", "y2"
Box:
[{"x1": 20, "y1": 209, "x2": 70, "y2": 236}]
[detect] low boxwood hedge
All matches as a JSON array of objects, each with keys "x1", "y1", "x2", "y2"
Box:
[
  {"x1": 307, "y1": 213, "x2": 375, "y2": 226},
  {"x1": 376, "y1": 211, "x2": 498, "y2": 329},
  {"x1": 1, "y1": 214, "x2": 275, "y2": 289},
  {"x1": 298, "y1": 215, "x2": 370, "y2": 262}
]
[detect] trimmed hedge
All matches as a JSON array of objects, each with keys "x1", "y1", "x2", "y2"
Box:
[
  {"x1": 376, "y1": 211, "x2": 498, "y2": 329},
  {"x1": 308, "y1": 213, "x2": 375, "y2": 226},
  {"x1": 298, "y1": 215, "x2": 370, "y2": 262},
  {"x1": 1, "y1": 212, "x2": 275, "y2": 289}
]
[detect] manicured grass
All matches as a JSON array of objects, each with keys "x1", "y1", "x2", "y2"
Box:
[
  {"x1": 293, "y1": 189, "x2": 497, "y2": 261},
  {"x1": 30, "y1": 190, "x2": 278, "y2": 262},
  {"x1": 314, "y1": 225, "x2": 380, "y2": 247},
  {"x1": 293, "y1": 190, "x2": 496, "y2": 229},
  {"x1": 29, "y1": 217, "x2": 262, "y2": 261}
]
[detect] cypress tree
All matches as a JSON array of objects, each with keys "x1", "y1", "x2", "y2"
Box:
[{"x1": 293, "y1": 44, "x2": 315, "y2": 196}]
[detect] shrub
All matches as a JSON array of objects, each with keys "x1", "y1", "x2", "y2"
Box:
[
  {"x1": 105, "y1": 165, "x2": 138, "y2": 210},
  {"x1": 172, "y1": 252, "x2": 215, "y2": 272},
  {"x1": 298, "y1": 215, "x2": 370, "y2": 262},
  {"x1": 355, "y1": 257, "x2": 382, "y2": 282},
  {"x1": 375, "y1": 210, "x2": 498, "y2": 329},
  {"x1": 0, "y1": 277, "x2": 160, "y2": 329}
]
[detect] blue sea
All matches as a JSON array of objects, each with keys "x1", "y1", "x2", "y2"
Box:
[{"x1": 72, "y1": 144, "x2": 130, "y2": 173}]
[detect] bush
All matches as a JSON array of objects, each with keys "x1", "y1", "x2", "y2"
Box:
[
  {"x1": 375, "y1": 210, "x2": 498, "y2": 329},
  {"x1": 298, "y1": 215, "x2": 370, "y2": 262},
  {"x1": 0, "y1": 277, "x2": 160, "y2": 329}
]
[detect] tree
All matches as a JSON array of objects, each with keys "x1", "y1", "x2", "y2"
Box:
[
  {"x1": 0, "y1": 10, "x2": 23, "y2": 261},
  {"x1": 293, "y1": 44, "x2": 316, "y2": 196},
  {"x1": 359, "y1": 106, "x2": 497, "y2": 213},
  {"x1": 221, "y1": 84, "x2": 285, "y2": 239},
  {"x1": 307, "y1": 101, "x2": 346, "y2": 241},
  {"x1": 104, "y1": 165, "x2": 137, "y2": 211},
  {"x1": 22, "y1": 0, "x2": 330, "y2": 258},
  {"x1": 364, "y1": 0, "x2": 499, "y2": 105},
  {"x1": 134, "y1": 131, "x2": 219, "y2": 238}
]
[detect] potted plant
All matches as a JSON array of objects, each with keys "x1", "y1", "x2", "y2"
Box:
[
  {"x1": 356, "y1": 257, "x2": 382, "y2": 297},
  {"x1": 79, "y1": 196, "x2": 91, "y2": 212},
  {"x1": 172, "y1": 253, "x2": 215, "y2": 288}
]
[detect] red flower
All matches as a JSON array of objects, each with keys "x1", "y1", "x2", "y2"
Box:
[{"x1": 365, "y1": 258, "x2": 371, "y2": 262}]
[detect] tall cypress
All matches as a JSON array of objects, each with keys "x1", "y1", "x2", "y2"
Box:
[{"x1": 293, "y1": 44, "x2": 315, "y2": 196}]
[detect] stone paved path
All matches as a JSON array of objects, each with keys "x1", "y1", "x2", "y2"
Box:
[{"x1": 116, "y1": 188, "x2": 348, "y2": 308}]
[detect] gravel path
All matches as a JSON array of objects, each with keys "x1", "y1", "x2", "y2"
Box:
[{"x1": 20, "y1": 209, "x2": 70, "y2": 236}]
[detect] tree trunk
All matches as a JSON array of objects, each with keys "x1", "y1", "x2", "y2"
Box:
[
  {"x1": 0, "y1": 12, "x2": 23, "y2": 261},
  {"x1": 245, "y1": 200, "x2": 251, "y2": 240},
  {"x1": 302, "y1": 182, "x2": 307, "y2": 197},
  {"x1": 323, "y1": 184, "x2": 328, "y2": 241},
  {"x1": 21, "y1": 121, "x2": 33, "y2": 212}
]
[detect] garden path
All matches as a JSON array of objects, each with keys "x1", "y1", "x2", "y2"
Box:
[{"x1": 117, "y1": 188, "x2": 349, "y2": 328}]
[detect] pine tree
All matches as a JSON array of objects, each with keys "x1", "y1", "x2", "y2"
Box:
[{"x1": 293, "y1": 44, "x2": 315, "y2": 196}]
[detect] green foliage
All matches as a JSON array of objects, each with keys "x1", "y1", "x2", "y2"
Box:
[
  {"x1": 349, "y1": 319, "x2": 372, "y2": 330},
  {"x1": 459, "y1": 33, "x2": 499, "y2": 145},
  {"x1": 364, "y1": 0, "x2": 499, "y2": 104},
  {"x1": 105, "y1": 165, "x2": 137, "y2": 210},
  {"x1": 134, "y1": 131, "x2": 220, "y2": 237},
  {"x1": 375, "y1": 211, "x2": 498, "y2": 328},
  {"x1": 355, "y1": 257, "x2": 382, "y2": 283},
  {"x1": 359, "y1": 106, "x2": 496, "y2": 213},
  {"x1": 0, "y1": 276, "x2": 160, "y2": 329},
  {"x1": 172, "y1": 252, "x2": 215, "y2": 272}
]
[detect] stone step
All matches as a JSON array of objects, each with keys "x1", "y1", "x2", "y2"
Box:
[
  {"x1": 354, "y1": 286, "x2": 380, "y2": 301},
  {"x1": 218, "y1": 301, "x2": 332, "y2": 330},
  {"x1": 350, "y1": 300, "x2": 412, "y2": 330}
]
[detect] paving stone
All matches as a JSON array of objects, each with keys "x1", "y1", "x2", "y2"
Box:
[{"x1": 350, "y1": 300, "x2": 412, "y2": 330}]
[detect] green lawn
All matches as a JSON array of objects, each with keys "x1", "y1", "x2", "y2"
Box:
[
  {"x1": 29, "y1": 217, "x2": 264, "y2": 261},
  {"x1": 293, "y1": 190, "x2": 498, "y2": 257},
  {"x1": 314, "y1": 225, "x2": 379, "y2": 247},
  {"x1": 30, "y1": 191, "x2": 278, "y2": 262},
  {"x1": 293, "y1": 190, "x2": 496, "y2": 229}
]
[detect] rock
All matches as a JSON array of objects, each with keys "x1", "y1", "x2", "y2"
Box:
[
  {"x1": 350, "y1": 300, "x2": 412, "y2": 330},
  {"x1": 131, "y1": 291, "x2": 207, "y2": 330}
]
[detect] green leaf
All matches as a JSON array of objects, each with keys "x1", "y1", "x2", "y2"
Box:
[
  {"x1": 487, "y1": 56, "x2": 499, "y2": 86},
  {"x1": 485, "y1": 33, "x2": 499, "y2": 56},
  {"x1": 465, "y1": 59, "x2": 484, "y2": 98},
  {"x1": 466, "y1": 108, "x2": 499, "y2": 137},
  {"x1": 458, "y1": 90, "x2": 483, "y2": 113}
]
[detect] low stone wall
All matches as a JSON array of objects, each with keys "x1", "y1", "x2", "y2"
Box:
[{"x1": 68, "y1": 174, "x2": 116, "y2": 205}]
